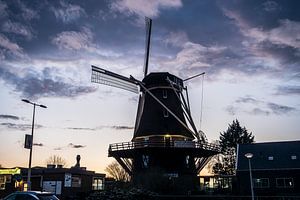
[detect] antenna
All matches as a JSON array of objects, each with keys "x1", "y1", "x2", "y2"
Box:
[
  {"x1": 199, "y1": 73, "x2": 204, "y2": 130},
  {"x1": 143, "y1": 17, "x2": 152, "y2": 77}
]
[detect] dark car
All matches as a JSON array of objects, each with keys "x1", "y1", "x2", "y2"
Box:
[{"x1": 3, "y1": 191, "x2": 59, "y2": 200}]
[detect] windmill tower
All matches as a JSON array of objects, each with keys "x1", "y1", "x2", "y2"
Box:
[{"x1": 91, "y1": 18, "x2": 220, "y2": 193}]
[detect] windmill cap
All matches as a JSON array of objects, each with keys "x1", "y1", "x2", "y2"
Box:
[{"x1": 142, "y1": 72, "x2": 183, "y2": 88}]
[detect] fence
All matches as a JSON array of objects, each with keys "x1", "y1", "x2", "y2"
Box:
[{"x1": 109, "y1": 141, "x2": 220, "y2": 152}]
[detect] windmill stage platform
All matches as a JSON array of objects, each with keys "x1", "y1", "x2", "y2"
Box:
[{"x1": 109, "y1": 140, "x2": 220, "y2": 158}]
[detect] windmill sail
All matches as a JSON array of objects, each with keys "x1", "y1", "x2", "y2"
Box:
[
  {"x1": 91, "y1": 65, "x2": 139, "y2": 93},
  {"x1": 143, "y1": 17, "x2": 152, "y2": 77}
]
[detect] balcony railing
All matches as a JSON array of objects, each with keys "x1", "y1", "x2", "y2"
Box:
[{"x1": 109, "y1": 141, "x2": 221, "y2": 153}]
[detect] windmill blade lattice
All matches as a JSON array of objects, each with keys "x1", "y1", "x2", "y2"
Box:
[{"x1": 91, "y1": 65, "x2": 139, "y2": 93}]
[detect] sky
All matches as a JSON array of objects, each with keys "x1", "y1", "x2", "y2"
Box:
[{"x1": 0, "y1": 0, "x2": 299, "y2": 173}]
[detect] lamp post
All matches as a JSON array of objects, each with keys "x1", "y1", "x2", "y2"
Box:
[
  {"x1": 22, "y1": 99, "x2": 47, "y2": 191},
  {"x1": 245, "y1": 153, "x2": 254, "y2": 200}
]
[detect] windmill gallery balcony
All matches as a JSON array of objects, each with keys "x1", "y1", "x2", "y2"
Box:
[{"x1": 108, "y1": 140, "x2": 220, "y2": 158}]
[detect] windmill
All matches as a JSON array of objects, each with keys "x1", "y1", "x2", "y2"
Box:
[{"x1": 91, "y1": 18, "x2": 220, "y2": 193}]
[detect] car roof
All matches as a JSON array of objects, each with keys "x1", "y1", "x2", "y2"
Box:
[
  {"x1": 4, "y1": 191, "x2": 59, "y2": 200},
  {"x1": 15, "y1": 191, "x2": 53, "y2": 194}
]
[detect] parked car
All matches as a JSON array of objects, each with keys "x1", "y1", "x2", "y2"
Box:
[{"x1": 3, "y1": 191, "x2": 59, "y2": 200}]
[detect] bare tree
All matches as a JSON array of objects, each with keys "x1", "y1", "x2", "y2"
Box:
[
  {"x1": 105, "y1": 161, "x2": 130, "y2": 182},
  {"x1": 46, "y1": 155, "x2": 67, "y2": 167}
]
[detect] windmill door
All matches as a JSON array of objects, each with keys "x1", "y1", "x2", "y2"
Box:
[{"x1": 165, "y1": 136, "x2": 171, "y2": 147}]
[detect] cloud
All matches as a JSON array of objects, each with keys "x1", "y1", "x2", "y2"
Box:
[
  {"x1": 0, "y1": 65, "x2": 97, "y2": 99},
  {"x1": 164, "y1": 31, "x2": 189, "y2": 47},
  {"x1": 65, "y1": 125, "x2": 134, "y2": 131},
  {"x1": 0, "y1": 1, "x2": 8, "y2": 18},
  {"x1": 110, "y1": 0, "x2": 182, "y2": 18},
  {"x1": 51, "y1": 1, "x2": 86, "y2": 23},
  {"x1": 0, "y1": 34, "x2": 27, "y2": 59},
  {"x1": 68, "y1": 143, "x2": 86, "y2": 148},
  {"x1": 0, "y1": 122, "x2": 43, "y2": 131},
  {"x1": 17, "y1": 0, "x2": 39, "y2": 20},
  {"x1": 225, "y1": 105, "x2": 238, "y2": 116},
  {"x1": 249, "y1": 108, "x2": 270, "y2": 116},
  {"x1": 267, "y1": 102, "x2": 296, "y2": 115},
  {"x1": 266, "y1": 19, "x2": 300, "y2": 49},
  {"x1": 52, "y1": 27, "x2": 93, "y2": 51},
  {"x1": 263, "y1": 1, "x2": 281, "y2": 12},
  {"x1": 219, "y1": 7, "x2": 300, "y2": 80},
  {"x1": 33, "y1": 143, "x2": 44, "y2": 147},
  {"x1": 223, "y1": 8, "x2": 300, "y2": 50},
  {"x1": 2, "y1": 20, "x2": 33, "y2": 40},
  {"x1": 162, "y1": 41, "x2": 227, "y2": 76},
  {"x1": 235, "y1": 97, "x2": 260, "y2": 104},
  {"x1": 276, "y1": 85, "x2": 300, "y2": 96},
  {"x1": 66, "y1": 127, "x2": 96, "y2": 131},
  {"x1": 0, "y1": 114, "x2": 19, "y2": 120},
  {"x1": 51, "y1": 28, "x2": 122, "y2": 58},
  {"x1": 110, "y1": 125, "x2": 134, "y2": 130},
  {"x1": 226, "y1": 96, "x2": 297, "y2": 116},
  {"x1": 54, "y1": 142, "x2": 88, "y2": 150}
]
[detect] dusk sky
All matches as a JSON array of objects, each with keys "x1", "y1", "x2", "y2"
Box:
[{"x1": 0, "y1": 0, "x2": 299, "y2": 173}]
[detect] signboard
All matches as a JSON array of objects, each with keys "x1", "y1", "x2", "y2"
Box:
[
  {"x1": 43, "y1": 181, "x2": 62, "y2": 195},
  {"x1": 56, "y1": 181, "x2": 62, "y2": 195},
  {"x1": 64, "y1": 173, "x2": 71, "y2": 187},
  {"x1": 24, "y1": 134, "x2": 32, "y2": 149},
  {"x1": 174, "y1": 141, "x2": 195, "y2": 148},
  {"x1": 0, "y1": 168, "x2": 21, "y2": 175},
  {"x1": 43, "y1": 181, "x2": 56, "y2": 193}
]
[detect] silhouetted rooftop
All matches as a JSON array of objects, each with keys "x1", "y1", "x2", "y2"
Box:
[{"x1": 236, "y1": 140, "x2": 300, "y2": 171}]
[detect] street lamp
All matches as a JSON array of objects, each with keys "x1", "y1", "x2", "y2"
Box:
[
  {"x1": 22, "y1": 99, "x2": 47, "y2": 191},
  {"x1": 245, "y1": 153, "x2": 254, "y2": 200}
]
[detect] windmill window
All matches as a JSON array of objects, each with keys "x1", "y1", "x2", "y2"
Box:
[
  {"x1": 144, "y1": 137, "x2": 149, "y2": 147},
  {"x1": 163, "y1": 90, "x2": 168, "y2": 99},
  {"x1": 186, "y1": 155, "x2": 190, "y2": 168},
  {"x1": 163, "y1": 109, "x2": 169, "y2": 117},
  {"x1": 142, "y1": 155, "x2": 149, "y2": 168}
]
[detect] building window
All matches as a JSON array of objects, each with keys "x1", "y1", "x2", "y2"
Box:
[
  {"x1": 71, "y1": 176, "x2": 81, "y2": 187},
  {"x1": 163, "y1": 109, "x2": 169, "y2": 117},
  {"x1": 0, "y1": 176, "x2": 5, "y2": 190},
  {"x1": 268, "y1": 156, "x2": 274, "y2": 160},
  {"x1": 5, "y1": 175, "x2": 11, "y2": 183},
  {"x1": 253, "y1": 178, "x2": 269, "y2": 188},
  {"x1": 276, "y1": 178, "x2": 294, "y2": 188},
  {"x1": 163, "y1": 90, "x2": 167, "y2": 99},
  {"x1": 291, "y1": 155, "x2": 297, "y2": 160},
  {"x1": 92, "y1": 178, "x2": 104, "y2": 190}
]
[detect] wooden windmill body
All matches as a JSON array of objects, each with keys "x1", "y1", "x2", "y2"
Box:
[{"x1": 91, "y1": 18, "x2": 220, "y2": 193}]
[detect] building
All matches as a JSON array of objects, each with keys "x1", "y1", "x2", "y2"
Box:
[
  {"x1": 199, "y1": 175, "x2": 234, "y2": 194},
  {"x1": 0, "y1": 156, "x2": 105, "y2": 199},
  {"x1": 236, "y1": 140, "x2": 300, "y2": 197}
]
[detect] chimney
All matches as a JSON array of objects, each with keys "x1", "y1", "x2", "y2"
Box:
[
  {"x1": 75, "y1": 155, "x2": 81, "y2": 168},
  {"x1": 47, "y1": 164, "x2": 56, "y2": 169}
]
